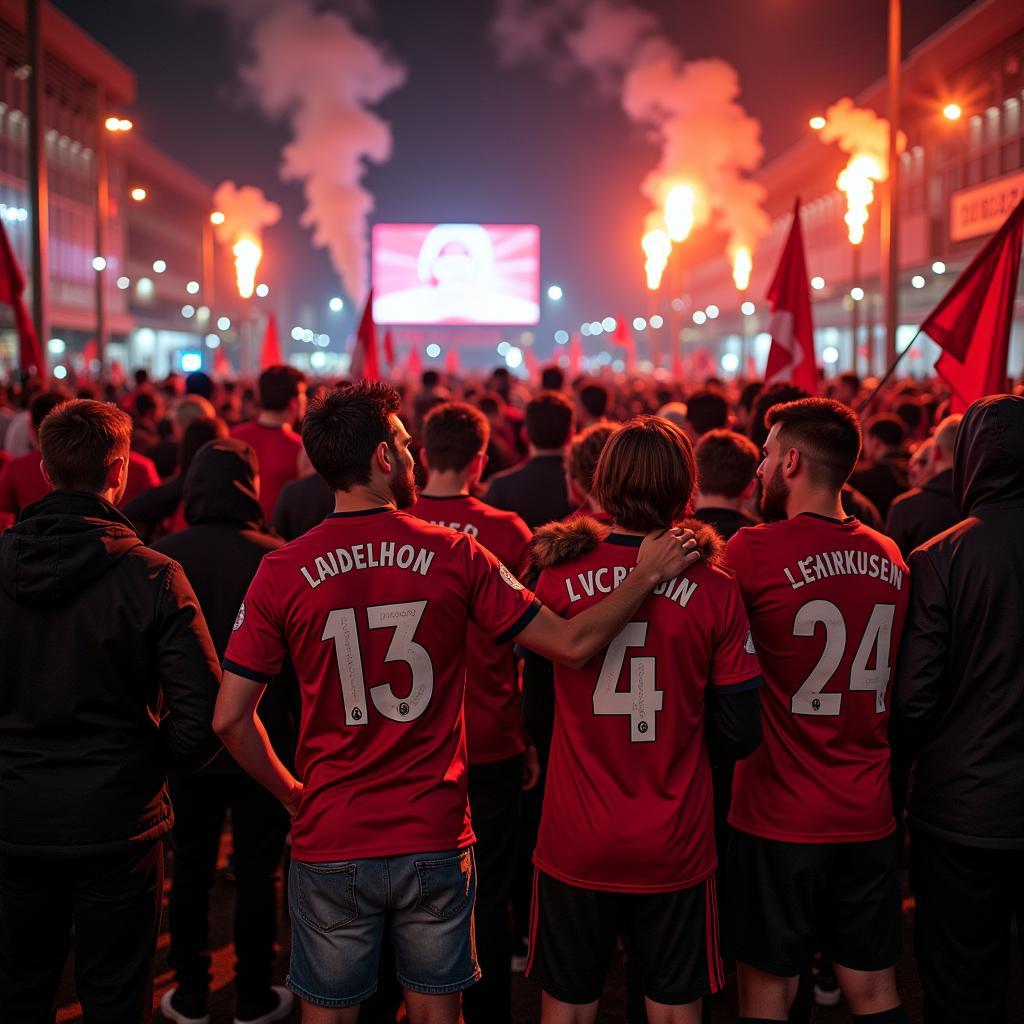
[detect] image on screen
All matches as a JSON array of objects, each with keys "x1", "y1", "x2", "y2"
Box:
[{"x1": 372, "y1": 223, "x2": 541, "y2": 326}]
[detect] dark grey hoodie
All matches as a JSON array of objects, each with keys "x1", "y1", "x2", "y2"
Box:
[
  {"x1": 893, "y1": 394, "x2": 1024, "y2": 847},
  {"x1": 0, "y1": 489, "x2": 221, "y2": 857}
]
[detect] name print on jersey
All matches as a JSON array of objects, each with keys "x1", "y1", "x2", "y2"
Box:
[
  {"x1": 425, "y1": 518, "x2": 479, "y2": 536},
  {"x1": 300, "y1": 541, "x2": 436, "y2": 590},
  {"x1": 564, "y1": 563, "x2": 698, "y2": 609},
  {"x1": 783, "y1": 550, "x2": 905, "y2": 591}
]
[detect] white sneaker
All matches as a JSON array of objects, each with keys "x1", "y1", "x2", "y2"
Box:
[
  {"x1": 234, "y1": 986, "x2": 294, "y2": 1024},
  {"x1": 159, "y1": 988, "x2": 210, "y2": 1024}
]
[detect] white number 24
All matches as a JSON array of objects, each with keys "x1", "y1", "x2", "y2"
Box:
[
  {"x1": 790, "y1": 600, "x2": 895, "y2": 716},
  {"x1": 321, "y1": 601, "x2": 433, "y2": 726},
  {"x1": 593, "y1": 621, "x2": 663, "y2": 742}
]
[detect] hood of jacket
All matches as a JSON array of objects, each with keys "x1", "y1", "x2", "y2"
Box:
[
  {"x1": 532, "y1": 514, "x2": 723, "y2": 569},
  {"x1": 952, "y1": 394, "x2": 1024, "y2": 515},
  {"x1": 0, "y1": 490, "x2": 142, "y2": 607},
  {"x1": 183, "y1": 439, "x2": 263, "y2": 530}
]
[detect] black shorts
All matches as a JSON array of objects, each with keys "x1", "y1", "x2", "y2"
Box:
[
  {"x1": 726, "y1": 830, "x2": 902, "y2": 977},
  {"x1": 525, "y1": 869, "x2": 724, "y2": 1006}
]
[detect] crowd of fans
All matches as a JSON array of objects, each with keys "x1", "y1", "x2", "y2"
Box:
[{"x1": 0, "y1": 359, "x2": 1021, "y2": 1024}]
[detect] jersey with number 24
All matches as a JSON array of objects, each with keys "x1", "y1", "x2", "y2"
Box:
[{"x1": 725, "y1": 513, "x2": 909, "y2": 843}]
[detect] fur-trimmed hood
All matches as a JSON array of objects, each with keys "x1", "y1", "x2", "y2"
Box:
[{"x1": 531, "y1": 514, "x2": 723, "y2": 570}]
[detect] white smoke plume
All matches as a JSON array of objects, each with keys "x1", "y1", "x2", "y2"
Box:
[
  {"x1": 492, "y1": 0, "x2": 769, "y2": 261},
  {"x1": 197, "y1": 1, "x2": 405, "y2": 300},
  {"x1": 818, "y1": 96, "x2": 904, "y2": 167},
  {"x1": 211, "y1": 181, "x2": 281, "y2": 246}
]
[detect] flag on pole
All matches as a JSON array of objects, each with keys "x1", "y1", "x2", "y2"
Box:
[
  {"x1": 213, "y1": 343, "x2": 231, "y2": 379},
  {"x1": 445, "y1": 346, "x2": 459, "y2": 376},
  {"x1": 261, "y1": 312, "x2": 282, "y2": 369},
  {"x1": 350, "y1": 291, "x2": 380, "y2": 380},
  {"x1": 0, "y1": 216, "x2": 42, "y2": 374},
  {"x1": 383, "y1": 328, "x2": 395, "y2": 368},
  {"x1": 613, "y1": 315, "x2": 636, "y2": 373},
  {"x1": 567, "y1": 332, "x2": 583, "y2": 375},
  {"x1": 406, "y1": 343, "x2": 422, "y2": 380},
  {"x1": 81, "y1": 339, "x2": 98, "y2": 376},
  {"x1": 924, "y1": 197, "x2": 1024, "y2": 412},
  {"x1": 764, "y1": 198, "x2": 818, "y2": 394}
]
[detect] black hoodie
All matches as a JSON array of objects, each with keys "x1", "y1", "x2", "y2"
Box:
[
  {"x1": 0, "y1": 490, "x2": 221, "y2": 857},
  {"x1": 893, "y1": 395, "x2": 1024, "y2": 848},
  {"x1": 154, "y1": 440, "x2": 297, "y2": 770}
]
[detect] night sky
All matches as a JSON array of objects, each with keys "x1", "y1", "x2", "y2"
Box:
[{"x1": 53, "y1": 0, "x2": 976, "y2": 347}]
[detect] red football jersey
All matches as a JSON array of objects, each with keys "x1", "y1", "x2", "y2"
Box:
[
  {"x1": 532, "y1": 533, "x2": 761, "y2": 892},
  {"x1": 231, "y1": 421, "x2": 303, "y2": 522},
  {"x1": 123, "y1": 452, "x2": 161, "y2": 506},
  {"x1": 0, "y1": 451, "x2": 49, "y2": 516},
  {"x1": 725, "y1": 513, "x2": 909, "y2": 843},
  {"x1": 223, "y1": 507, "x2": 539, "y2": 862},
  {"x1": 408, "y1": 493, "x2": 533, "y2": 764}
]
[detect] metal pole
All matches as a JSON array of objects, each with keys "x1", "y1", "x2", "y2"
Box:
[
  {"x1": 27, "y1": 0, "x2": 48, "y2": 352},
  {"x1": 851, "y1": 242, "x2": 861, "y2": 370},
  {"x1": 94, "y1": 87, "x2": 108, "y2": 372},
  {"x1": 857, "y1": 326, "x2": 923, "y2": 414},
  {"x1": 201, "y1": 220, "x2": 215, "y2": 310},
  {"x1": 881, "y1": 0, "x2": 901, "y2": 370}
]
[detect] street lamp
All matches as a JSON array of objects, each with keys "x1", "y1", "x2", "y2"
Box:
[
  {"x1": 329, "y1": 296, "x2": 344, "y2": 313},
  {"x1": 547, "y1": 284, "x2": 563, "y2": 301},
  {"x1": 942, "y1": 103, "x2": 962, "y2": 122},
  {"x1": 130, "y1": 186, "x2": 146, "y2": 201}
]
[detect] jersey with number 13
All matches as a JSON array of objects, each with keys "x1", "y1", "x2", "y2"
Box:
[{"x1": 725, "y1": 513, "x2": 909, "y2": 843}]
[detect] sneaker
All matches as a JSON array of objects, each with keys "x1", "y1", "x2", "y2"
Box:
[
  {"x1": 812, "y1": 955, "x2": 842, "y2": 1008},
  {"x1": 510, "y1": 936, "x2": 529, "y2": 974},
  {"x1": 159, "y1": 988, "x2": 210, "y2": 1024},
  {"x1": 234, "y1": 986, "x2": 294, "y2": 1024}
]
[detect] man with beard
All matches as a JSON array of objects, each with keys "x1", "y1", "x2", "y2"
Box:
[
  {"x1": 211, "y1": 382, "x2": 700, "y2": 1024},
  {"x1": 723, "y1": 398, "x2": 911, "y2": 1024}
]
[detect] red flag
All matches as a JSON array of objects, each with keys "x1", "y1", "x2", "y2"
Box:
[
  {"x1": 523, "y1": 344, "x2": 537, "y2": 380},
  {"x1": 383, "y1": 328, "x2": 395, "y2": 367},
  {"x1": 925, "y1": 197, "x2": 1024, "y2": 412},
  {"x1": 406, "y1": 343, "x2": 422, "y2": 380},
  {"x1": 213, "y1": 343, "x2": 231, "y2": 379},
  {"x1": 261, "y1": 313, "x2": 282, "y2": 369},
  {"x1": 613, "y1": 315, "x2": 636, "y2": 373},
  {"x1": 350, "y1": 291, "x2": 380, "y2": 380},
  {"x1": 765, "y1": 199, "x2": 817, "y2": 394},
  {"x1": 0, "y1": 218, "x2": 42, "y2": 374},
  {"x1": 81, "y1": 339, "x2": 98, "y2": 376},
  {"x1": 567, "y1": 332, "x2": 583, "y2": 375},
  {"x1": 445, "y1": 346, "x2": 459, "y2": 376}
]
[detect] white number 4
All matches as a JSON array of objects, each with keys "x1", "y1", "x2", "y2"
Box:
[
  {"x1": 593, "y1": 621, "x2": 662, "y2": 742},
  {"x1": 322, "y1": 601, "x2": 434, "y2": 726},
  {"x1": 791, "y1": 600, "x2": 895, "y2": 716}
]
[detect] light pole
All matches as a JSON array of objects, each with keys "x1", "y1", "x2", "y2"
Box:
[
  {"x1": 881, "y1": 0, "x2": 901, "y2": 373},
  {"x1": 27, "y1": 0, "x2": 48, "y2": 355}
]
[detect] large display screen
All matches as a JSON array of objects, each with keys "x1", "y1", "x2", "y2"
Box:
[{"x1": 372, "y1": 223, "x2": 540, "y2": 326}]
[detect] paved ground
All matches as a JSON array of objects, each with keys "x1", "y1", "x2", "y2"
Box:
[{"x1": 57, "y1": 834, "x2": 1022, "y2": 1023}]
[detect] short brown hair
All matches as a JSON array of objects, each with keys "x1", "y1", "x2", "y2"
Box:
[
  {"x1": 592, "y1": 416, "x2": 695, "y2": 532},
  {"x1": 38, "y1": 399, "x2": 132, "y2": 492},
  {"x1": 696, "y1": 429, "x2": 760, "y2": 499},
  {"x1": 301, "y1": 381, "x2": 400, "y2": 491},
  {"x1": 766, "y1": 397, "x2": 861, "y2": 491},
  {"x1": 258, "y1": 365, "x2": 306, "y2": 412},
  {"x1": 423, "y1": 402, "x2": 490, "y2": 473},
  {"x1": 525, "y1": 390, "x2": 574, "y2": 449},
  {"x1": 567, "y1": 421, "x2": 617, "y2": 495}
]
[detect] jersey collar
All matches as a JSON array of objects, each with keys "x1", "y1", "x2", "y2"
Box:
[{"x1": 327, "y1": 507, "x2": 393, "y2": 518}]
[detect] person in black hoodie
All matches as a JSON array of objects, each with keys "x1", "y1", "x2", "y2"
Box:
[
  {"x1": 0, "y1": 399, "x2": 221, "y2": 1024},
  {"x1": 892, "y1": 394, "x2": 1024, "y2": 1024},
  {"x1": 153, "y1": 439, "x2": 297, "y2": 1024}
]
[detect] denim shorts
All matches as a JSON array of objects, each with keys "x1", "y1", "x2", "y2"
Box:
[{"x1": 287, "y1": 847, "x2": 479, "y2": 1009}]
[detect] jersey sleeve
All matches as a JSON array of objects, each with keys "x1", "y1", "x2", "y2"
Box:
[
  {"x1": 723, "y1": 529, "x2": 757, "y2": 604},
  {"x1": 464, "y1": 534, "x2": 541, "y2": 643},
  {"x1": 222, "y1": 557, "x2": 288, "y2": 682},
  {"x1": 710, "y1": 576, "x2": 762, "y2": 691}
]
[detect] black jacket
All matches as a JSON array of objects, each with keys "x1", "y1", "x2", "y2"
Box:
[
  {"x1": 155, "y1": 440, "x2": 297, "y2": 771},
  {"x1": 272, "y1": 471, "x2": 334, "y2": 541},
  {"x1": 0, "y1": 490, "x2": 221, "y2": 857},
  {"x1": 484, "y1": 455, "x2": 571, "y2": 530},
  {"x1": 122, "y1": 473, "x2": 184, "y2": 542},
  {"x1": 883, "y1": 468, "x2": 959, "y2": 557},
  {"x1": 850, "y1": 454, "x2": 908, "y2": 519},
  {"x1": 892, "y1": 395, "x2": 1024, "y2": 849}
]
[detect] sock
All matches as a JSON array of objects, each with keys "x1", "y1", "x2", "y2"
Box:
[{"x1": 852, "y1": 1008, "x2": 909, "y2": 1024}]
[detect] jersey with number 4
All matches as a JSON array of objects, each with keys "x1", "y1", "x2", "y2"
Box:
[
  {"x1": 532, "y1": 531, "x2": 761, "y2": 892},
  {"x1": 223, "y1": 507, "x2": 540, "y2": 863},
  {"x1": 725, "y1": 513, "x2": 909, "y2": 843}
]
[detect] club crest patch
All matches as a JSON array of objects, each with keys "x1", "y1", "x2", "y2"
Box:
[
  {"x1": 499, "y1": 564, "x2": 524, "y2": 591},
  {"x1": 233, "y1": 602, "x2": 246, "y2": 631}
]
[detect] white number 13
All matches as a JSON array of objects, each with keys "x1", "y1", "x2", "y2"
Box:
[{"x1": 321, "y1": 601, "x2": 433, "y2": 726}]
